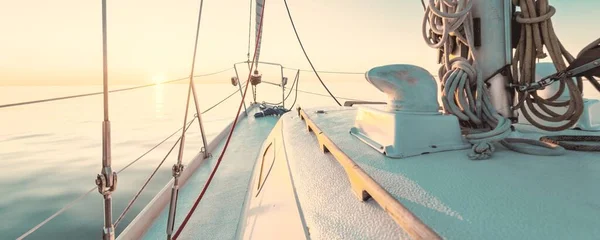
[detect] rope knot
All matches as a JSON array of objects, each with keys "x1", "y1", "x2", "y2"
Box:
[
  {"x1": 536, "y1": 51, "x2": 547, "y2": 59},
  {"x1": 468, "y1": 142, "x2": 495, "y2": 160}
]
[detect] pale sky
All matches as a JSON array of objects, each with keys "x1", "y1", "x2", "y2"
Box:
[{"x1": 0, "y1": 0, "x2": 598, "y2": 85}]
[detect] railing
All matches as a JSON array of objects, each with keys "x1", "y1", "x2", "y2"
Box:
[{"x1": 12, "y1": 64, "x2": 369, "y2": 239}]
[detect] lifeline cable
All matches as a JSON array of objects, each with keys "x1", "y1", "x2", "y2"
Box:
[
  {"x1": 114, "y1": 116, "x2": 197, "y2": 228},
  {"x1": 0, "y1": 67, "x2": 233, "y2": 109},
  {"x1": 511, "y1": 0, "x2": 584, "y2": 131}
]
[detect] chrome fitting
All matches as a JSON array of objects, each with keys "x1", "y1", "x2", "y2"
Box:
[
  {"x1": 172, "y1": 164, "x2": 185, "y2": 178},
  {"x1": 95, "y1": 170, "x2": 117, "y2": 195}
]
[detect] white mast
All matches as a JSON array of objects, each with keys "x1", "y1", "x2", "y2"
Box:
[
  {"x1": 254, "y1": 0, "x2": 265, "y2": 68},
  {"x1": 469, "y1": 0, "x2": 515, "y2": 120}
]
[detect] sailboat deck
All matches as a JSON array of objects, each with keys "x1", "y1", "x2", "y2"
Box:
[
  {"x1": 294, "y1": 106, "x2": 600, "y2": 239},
  {"x1": 142, "y1": 106, "x2": 279, "y2": 239}
]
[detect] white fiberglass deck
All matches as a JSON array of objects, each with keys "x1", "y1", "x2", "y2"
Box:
[
  {"x1": 293, "y1": 106, "x2": 599, "y2": 239},
  {"x1": 142, "y1": 106, "x2": 278, "y2": 239}
]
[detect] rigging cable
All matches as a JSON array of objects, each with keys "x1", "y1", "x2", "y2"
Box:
[
  {"x1": 262, "y1": 79, "x2": 364, "y2": 102},
  {"x1": 282, "y1": 0, "x2": 342, "y2": 106},
  {"x1": 0, "y1": 67, "x2": 233, "y2": 109},
  {"x1": 114, "y1": 116, "x2": 197, "y2": 228},
  {"x1": 262, "y1": 70, "x2": 300, "y2": 106},
  {"x1": 166, "y1": 0, "x2": 213, "y2": 235},
  {"x1": 16, "y1": 85, "x2": 242, "y2": 239},
  {"x1": 171, "y1": 0, "x2": 268, "y2": 238}
]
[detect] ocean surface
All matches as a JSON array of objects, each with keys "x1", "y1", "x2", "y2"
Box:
[
  {"x1": 1, "y1": 79, "x2": 599, "y2": 239},
  {"x1": 0, "y1": 80, "x2": 384, "y2": 240}
]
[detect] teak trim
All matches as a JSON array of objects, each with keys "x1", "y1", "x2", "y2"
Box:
[{"x1": 299, "y1": 109, "x2": 441, "y2": 240}]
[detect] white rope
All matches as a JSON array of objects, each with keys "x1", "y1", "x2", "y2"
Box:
[
  {"x1": 422, "y1": 0, "x2": 511, "y2": 160},
  {"x1": 422, "y1": 0, "x2": 567, "y2": 159}
]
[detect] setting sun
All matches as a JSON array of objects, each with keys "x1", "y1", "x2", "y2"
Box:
[{"x1": 152, "y1": 75, "x2": 166, "y2": 85}]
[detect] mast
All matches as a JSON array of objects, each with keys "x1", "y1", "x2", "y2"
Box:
[
  {"x1": 95, "y1": 0, "x2": 117, "y2": 239},
  {"x1": 254, "y1": 0, "x2": 265, "y2": 69},
  {"x1": 469, "y1": 0, "x2": 515, "y2": 120}
]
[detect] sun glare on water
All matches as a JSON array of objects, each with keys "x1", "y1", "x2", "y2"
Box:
[{"x1": 152, "y1": 75, "x2": 166, "y2": 85}]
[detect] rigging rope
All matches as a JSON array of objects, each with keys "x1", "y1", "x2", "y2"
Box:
[
  {"x1": 420, "y1": 0, "x2": 426, "y2": 10},
  {"x1": 171, "y1": 0, "x2": 268, "y2": 238},
  {"x1": 0, "y1": 67, "x2": 233, "y2": 109},
  {"x1": 511, "y1": 0, "x2": 584, "y2": 131},
  {"x1": 422, "y1": 0, "x2": 562, "y2": 159},
  {"x1": 282, "y1": 0, "x2": 342, "y2": 106},
  {"x1": 539, "y1": 135, "x2": 600, "y2": 151},
  {"x1": 114, "y1": 116, "x2": 197, "y2": 228}
]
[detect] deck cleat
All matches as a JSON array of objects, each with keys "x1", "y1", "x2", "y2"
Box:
[{"x1": 350, "y1": 64, "x2": 470, "y2": 158}]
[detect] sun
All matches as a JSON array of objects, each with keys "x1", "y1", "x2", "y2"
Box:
[{"x1": 152, "y1": 75, "x2": 166, "y2": 85}]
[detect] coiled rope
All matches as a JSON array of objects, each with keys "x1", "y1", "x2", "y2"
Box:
[
  {"x1": 511, "y1": 0, "x2": 584, "y2": 131},
  {"x1": 540, "y1": 135, "x2": 600, "y2": 151},
  {"x1": 422, "y1": 0, "x2": 562, "y2": 159},
  {"x1": 422, "y1": 0, "x2": 512, "y2": 159}
]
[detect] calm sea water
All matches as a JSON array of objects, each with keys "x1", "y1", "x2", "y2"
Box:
[
  {"x1": 0, "y1": 80, "x2": 384, "y2": 239},
  {"x1": 1, "y1": 79, "x2": 598, "y2": 239}
]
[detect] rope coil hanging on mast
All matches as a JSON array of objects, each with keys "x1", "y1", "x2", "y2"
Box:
[
  {"x1": 422, "y1": 0, "x2": 567, "y2": 159},
  {"x1": 510, "y1": 0, "x2": 585, "y2": 131},
  {"x1": 422, "y1": 0, "x2": 513, "y2": 159}
]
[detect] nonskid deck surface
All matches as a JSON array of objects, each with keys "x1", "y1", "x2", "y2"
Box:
[
  {"x1": 281, "y1": 112, "x2": 410, "y2": 240},
  {"x1": 298, "y1": 106, "x2": 600, "y2": 240},
  {"x1": 143, "y1": 107, "x2": 279, "y2": 239}
]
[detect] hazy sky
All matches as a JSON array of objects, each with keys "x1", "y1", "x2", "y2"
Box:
[{"x1": 0, "y1": 0, "x2": 598, "y2": 85}]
